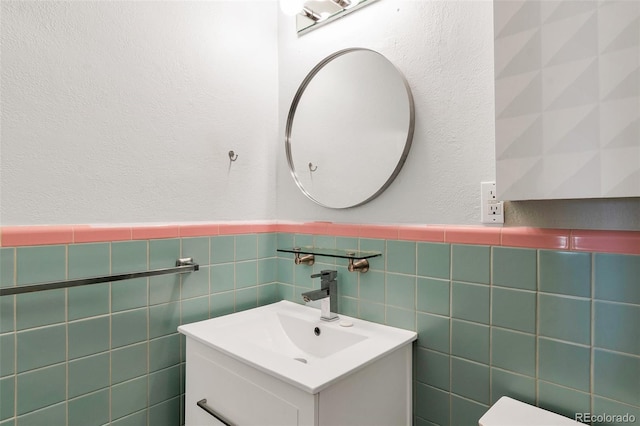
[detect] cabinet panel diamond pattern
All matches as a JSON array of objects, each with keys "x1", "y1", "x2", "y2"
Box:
[{"x1": 495, "y1": 0, "x2": 640, "y2": 200}]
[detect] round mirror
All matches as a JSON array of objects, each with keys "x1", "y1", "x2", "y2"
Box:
[{"x1": 285, "y1": 48, "x2": 415, "y2": 209}]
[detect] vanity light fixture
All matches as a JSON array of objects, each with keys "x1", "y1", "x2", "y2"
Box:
[
  {"x1": 280, "y1": 0, "x2": 305, "y2": 16},
  {"x1": 280, "y1": 0, "x2": 380, "y2": 35}
]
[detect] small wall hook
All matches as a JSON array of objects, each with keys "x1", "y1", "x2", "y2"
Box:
[
  {"x1": 308, "y1": 162, "x2": 318, "y2": 172},
  {"x1": 228, "y1": 151, "x2": 239, "y2": 162}
]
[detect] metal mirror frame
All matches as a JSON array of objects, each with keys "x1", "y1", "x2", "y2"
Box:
[{"x1": 285, "y1": 48, "x2": 415, "y2": 209}]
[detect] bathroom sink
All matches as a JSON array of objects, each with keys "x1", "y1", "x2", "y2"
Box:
[{"x1": 178, "y1": 300, "x2": 417, "y2": 393}]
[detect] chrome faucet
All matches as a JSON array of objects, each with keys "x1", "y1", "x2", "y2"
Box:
[{"x1": 302, "y1": 270, "x2": 339, "y2": 322}]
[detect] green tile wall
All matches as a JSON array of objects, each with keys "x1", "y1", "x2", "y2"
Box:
[
  {"x1": 1, "y1": 233, "x2": 639, "y2": 426},
  {"x1": 0, "y1": 233, "x2": 279, "y2": 426},
  {"x1": 275, "y1": 236, "x2": 640, "y2": 426}
]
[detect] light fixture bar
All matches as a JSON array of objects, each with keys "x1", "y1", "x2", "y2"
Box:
[
  {"x1": 302, "y1": 6, "x2": 322, "y2": 21},
  {"x1": 295, "y1": 0, "x2": 380, "y2": 35},
  {"x1": 332, "y1": 0, "x2": 352, "y2": 8}
]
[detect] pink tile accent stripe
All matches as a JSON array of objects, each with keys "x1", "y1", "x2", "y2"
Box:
[
  {"x1": 326, "y1": 223, "x2": 360, "y2": 237},
  {"x1": 217, "y1": 223, "x2": 278, "y2": 235},
  {"x1": 178, "y1": 224, "x2": 220, "y2": 238},
  {"x1": 1, "y1": 226, "x2": 74, "y2": 247},
  {"x1": 501, "y1": 227, "x2": 570, "y2": 250},
  {"x1": 74, "y1": 226, "x2": 132, "y2": 244},
  {"x1": 276, "y1": 223, "x2": 304, "y2": 234},
  {"x1": 0, "y1": 222, "x2": 278, "y2": 246},
  {"x1": 570, "y1": 230, "x2": 640, "y2": 255},
  {"x1": 131, "y1": 225, "x2": 180, "y2": 240},
  {"x1": 358, "y1": 225, "x2": 399, "y2": 240},
  {"x1": 444, "y1": 227, "x2": 501, "y2": 246},
  {"x1": 251, "y1": 223, "x2": 279, "y2": 233},
  {"x1": 1, "y1": 222, "x2": 639, "y2": 254},
  {"x1": 398, "y1": 226, "x2": 445, "y2": 242}
]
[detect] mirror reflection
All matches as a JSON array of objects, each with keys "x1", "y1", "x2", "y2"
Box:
[{"x1": 285, "y1": 48, "x2": 415, "y2": 209}]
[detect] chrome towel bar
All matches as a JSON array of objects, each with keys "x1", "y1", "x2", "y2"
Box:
[{"x1": 0, "y1": 258, "x2": 199, "y2": 296}]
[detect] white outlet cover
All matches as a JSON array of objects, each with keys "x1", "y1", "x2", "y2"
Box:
[{"x1": 481, "y1": 181, "x2": 504, "y2": 224}]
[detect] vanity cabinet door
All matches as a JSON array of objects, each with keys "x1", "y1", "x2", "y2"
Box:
[
  {"x1": 186, "y1": 351, "x2": 301, "y2": 426},
  {"x1": 184, "y1": 339, "x2": 318, "y2": 426},
  {"x1": 318, "y1": 345, "x2": 412, "y2": 426}
]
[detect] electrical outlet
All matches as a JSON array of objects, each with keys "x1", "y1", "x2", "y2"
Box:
[
  {"x1": 488, "y1": 201, "x2": 503, "y2": 216},
  {"x1": 481, "y1": 181, "x2": 504, "y2": 224}
]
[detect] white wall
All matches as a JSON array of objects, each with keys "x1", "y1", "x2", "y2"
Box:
[
  {"x1": 2, "y1": 1, "x2": 637, "y2": 229},
  {"x1": 276, "y1": 0, "x2": 497, "y2": 224},
  {"x1": 0, "y1": 1, "x2": 278, "y2": 225}
]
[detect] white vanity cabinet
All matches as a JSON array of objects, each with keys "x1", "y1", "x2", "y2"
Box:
[
  {"x1": 184, "y1": 337, "x2": 413, "y2": 426},
  {"x1": 180, "y1": 301, "x2": 416, "y2": 426}
]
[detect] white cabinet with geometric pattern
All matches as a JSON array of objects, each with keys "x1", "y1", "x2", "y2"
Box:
[{"x1": 494, "y1": 0, "x2": 639, "y2": 200}]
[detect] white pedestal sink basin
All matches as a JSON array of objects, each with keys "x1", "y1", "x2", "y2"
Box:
[{"x1": 179, "y1": 300, "x2": 417, "y2": 425}]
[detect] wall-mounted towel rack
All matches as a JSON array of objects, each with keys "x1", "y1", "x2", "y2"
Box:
[{"x1": 0, "y1": 258, "x2": 199, "y2": 296}]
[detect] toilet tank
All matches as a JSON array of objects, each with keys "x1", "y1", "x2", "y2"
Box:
[{"x1": 479, "y1": 397, "x2": 582, "y2": 425}]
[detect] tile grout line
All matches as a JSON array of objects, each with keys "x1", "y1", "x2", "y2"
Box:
[
  {"x1": 488, "y1": 245, "x2": 493, "y2": 406},
  {"x1": 384, "y1": 240, "x2": 388, "y2": 325},
  {"x1": 233, "y1": 236, "x2": 237, "y2": 312},
  {"x1": 254, "y1": 236, "x2": 259, "y2": 307},
  {"x1": 590, "y1": 251, "x2": 595, "y2": 419},
  {"x1": 145, "y1": 239, "x2": 151, "y2": 426},
  {"x1": 357, "y1": 236, "x2": 362, "y2": 319},
  {"x1": 449, "y1": 241, "x2": 454, "y2": 423},
  {"x1": 65, "y1": 243, "x2": 69, "y2": 426},
  {"x1": 12, "y1": 247, "x2": 17, "y2": 423},
  {"x1": 413, "y1": 244, "x2": 417, "y2": 331},
  {"x1": 535, "y1": 248, "x2": 540, "y2": 408},
  {"x1": 178, "y1": 235, "x2": 185, "y2": 408},
  {"x1": 108, "y1": 241, "x2": 113, "y2": 426},
  {"x1": 207, "y1": 236, "x2": 214, "y2": 312}
]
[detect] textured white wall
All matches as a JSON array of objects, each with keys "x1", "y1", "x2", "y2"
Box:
[
  {"x1": 276, "y1": 0, "x2": 497, "y2": 224},
  {"x1": 1, "y1": 1, "x2": 278, "y2": 225},
  {"x1": 3, "y1": 1, "x2": 636, "y2": 229}
]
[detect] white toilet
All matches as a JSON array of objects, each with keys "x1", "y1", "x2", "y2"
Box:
[{"x1": 479, "y1": 396, "x2": 582, "y2": 425}]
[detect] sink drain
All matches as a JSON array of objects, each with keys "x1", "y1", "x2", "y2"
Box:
[{"x1": 294, "y1": 357, "x2": 308, "y2": 364}]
